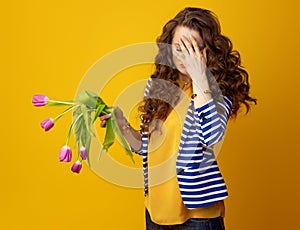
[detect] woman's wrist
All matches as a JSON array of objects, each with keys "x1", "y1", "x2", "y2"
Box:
[
  {"x1": 192, "y1": 80, "x2": 212, "y2": 108},
  {"x1": 119, "y1": 116, "x2": 143, "y2": 151},
  {"x1": 120, "y1": 116, "x2": 131, "y2": 134}
]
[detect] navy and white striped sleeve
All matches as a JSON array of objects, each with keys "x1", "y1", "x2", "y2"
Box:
[
  {"x1": 194, "y1": 96, "x2": 232, "y2": 146},
  {"x1": 143, "y1": 77, "x2": 152, "y2": 97},
  {"x1": 130, "y1": 142, "x2": 143, "y2": 155},
  {"x1": 130, "y1": 78, "x2": 152, "y2": 155}
]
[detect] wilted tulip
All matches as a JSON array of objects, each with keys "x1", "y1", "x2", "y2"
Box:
[
  {"x1": 80, "y1": 147, "x2": 87, "y2": 160},
  {"x1": 32, "y1": 94, "x2": 48, "y2": 106},
  {"x1": 33, "y1": 90, "x2": 134, "y2": 175},
  {"x1": 40, "y1": 118, "x2": 54, "y2": 131},
  {"x1": 71, "y1": 160, "x2": 82, "y2": 174},
  {"x1": 59, "y1": 145, "x2": 72, "y2": 162}
]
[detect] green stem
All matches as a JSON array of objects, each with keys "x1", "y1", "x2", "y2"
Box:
[
  {"x1": 48, "y1": 99, "x2": 76, "y2": 105},
  {"x1": 77, "y1": 149, "x2": 81, "y2": 161},
  {"x1": 103, "y1": 107, "x2": 113, "y2": 114},
  {"x1": 65, "y1": 113, "x2": 83, "y2": 145},
  {"x1": 54, "y1": 104, "x2": 80, "y2": 121}
]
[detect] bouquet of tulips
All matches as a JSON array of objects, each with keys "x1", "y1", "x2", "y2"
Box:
[{"x1": 32, "y1": 90, "x2": 134, "y2": 174}]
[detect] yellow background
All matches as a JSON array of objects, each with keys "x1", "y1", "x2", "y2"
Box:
[{"x1": 2, "y1": 0, "x2": 300, "y2": 229}]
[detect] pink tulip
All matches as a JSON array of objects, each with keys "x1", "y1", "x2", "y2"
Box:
[
  {"x1": 40, "y1": 118, "x2": 54, "y2": 131},
  {"x1": 32, "y1": 94, "x2": 48, "y2": 106},
  {"x1": 59, "y1": 145, "x2": 72, "y2": 162},
  {"x1": 71, "y1": 160, "x2": 82, "y2": 174},
  {"x1": 80, "y1": 147, "x2": 87, "y2": 160}
]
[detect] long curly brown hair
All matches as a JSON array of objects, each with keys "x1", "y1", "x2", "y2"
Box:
[{"x1": 139, "y1": 7, "x2": 257, "y2": 132}]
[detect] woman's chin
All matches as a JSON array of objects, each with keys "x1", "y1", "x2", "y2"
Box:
[{"x1": 178, "y1": 69, "x2": 188, "y2": 76}]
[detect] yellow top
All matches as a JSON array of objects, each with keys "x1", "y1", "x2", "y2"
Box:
[{"x1": 144, "y1": 84, "x2": 225, "y2": 225}]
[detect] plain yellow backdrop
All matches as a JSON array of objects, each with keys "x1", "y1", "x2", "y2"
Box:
[{"x1": 2, "y1": 0, "x2": 300, "y2": 229}]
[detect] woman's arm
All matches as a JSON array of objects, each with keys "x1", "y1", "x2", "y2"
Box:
[
  {"x1": 99, "y1": 108, "x2": 143, "y2": 154},
  {"x1": 193, "y1": 95, "x2": 232, "y2": 147},
  {"x1": 99, "y1": 78, "x2": 152, "y2": 154},
  {"x1": 179, "y1": 35, "x2": 232, "y2": 146}
]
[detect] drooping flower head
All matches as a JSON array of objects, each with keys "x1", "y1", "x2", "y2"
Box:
[
  {"x1": 33, "y1": 90, "x2": 134, "y2": 175},
  {"x1": 32, "y1": 94, "x2": 48, "y2": 107},
  {"x1": 59, "y1": 145, "x2": 72, "y2": 162},
  {"x1": 71, "y1": 160, "x2": 82, "y2": 174},
  {"x1": 80, "y1": 147, "x2": 87, "y2": 160},
  {"x1": 40, "y1": 118, "x2": 54, "y2": 131}
]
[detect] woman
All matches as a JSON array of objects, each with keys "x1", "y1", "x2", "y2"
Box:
[{"x1": 100, "y1": 7, "x2": 256, "y2": 230}]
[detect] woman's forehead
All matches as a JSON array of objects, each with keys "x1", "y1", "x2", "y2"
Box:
[{"x1": 172, "y1": 26, "x2": 202, "y2": 42}]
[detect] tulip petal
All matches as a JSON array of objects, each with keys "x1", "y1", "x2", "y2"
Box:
[
  {"x1": 80, "y1": 147, "x2": 87, "y2": 160},
  {"x1": 59, "y1": 145, "x2": 72, "y2": 162},
  {"x1": 40, "y1": 118, "x2": 54, "y2": 131},
  {"x1": 71, "y1": 160, "x2": 82, "y2": 173},
  {"x1": 32, "y1": 94, "x2": 48, "y2": 107}
]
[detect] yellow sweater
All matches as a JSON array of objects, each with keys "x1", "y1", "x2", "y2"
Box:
[{"x1": 144, "y1": 85, "x2": 225, "y2": 225}]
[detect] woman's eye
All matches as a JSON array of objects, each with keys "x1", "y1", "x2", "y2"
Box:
[{"x1": 175, "y1": 47, "x2": 182, "y2": 52}]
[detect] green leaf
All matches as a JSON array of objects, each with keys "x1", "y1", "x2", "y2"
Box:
[
  {"x1": 85, "y1": 90, "x2": 107, "y2": 107},
  {"x1": 80, "y1": 104, "x2": 95, "y2": 136},
  {"x1": 111, "y1": 110, "x2": 135, "y2": 164},
  {"x1": 85, "y1": 137, "x2": 91, "y2": 166},
  {"x1": 73, "y1": 109, "x2": 84, "y2": 147},
  {"x1": 71, "y1": 92, "x2": 135, "y2": 164},
  {"x1": 93, "y1": 104, "x2": 106, "y2": 123},
  {"x1": 66, "y1": 110, "x2": 83, "y2": 143},
  {"x1": 99, "y1": 117, "x2": 115, "y2": 159},
  {"x1": 102, "y1": 118, "x2": 115, "y2": 150},
  {"x1": 76, "y1": 90, "x2": 99, "y2": 109}
]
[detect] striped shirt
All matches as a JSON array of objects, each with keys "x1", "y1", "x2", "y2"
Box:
[{"x1": 134, "y1": 78, "x2": 232, "y2": 209}]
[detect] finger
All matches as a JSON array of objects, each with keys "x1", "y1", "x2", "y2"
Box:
[
  {"x1": 202, "y1": 47, "x2": 208, "y2": 63},
  {"x1": 99, "y1": 113, "x2": 112, "y2": 121},
  {"x1": 100, "y1": 120, "x2": 106, "y2": 128},
  {"x1": 180, "y1": 36, "x2": 194, "y2": 55},
  {"x1": 190, "y1": 35, "x2": 201, "y2": 58},
  {"x1": 179, "y1": 38, "x2": 190, "y2": 55}
]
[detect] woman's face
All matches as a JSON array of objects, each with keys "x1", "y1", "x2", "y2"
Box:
[{"x1": 171, "y1": 26, "x2": 204, "y2": 76}]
